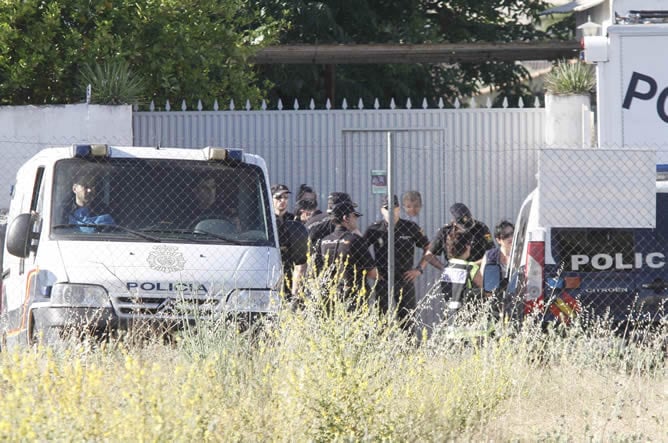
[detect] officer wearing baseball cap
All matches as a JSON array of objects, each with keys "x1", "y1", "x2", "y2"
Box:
[
  {"x1": 305, "y1": 191, "x2": 357, "y2": 274},
  {"x1": 271, "y1": 183, "x2": 308, "y2": 300},
  {"x1": 320, "y1": 200, "x2": 377, "y2": 304},
  {"x1": 423, "y1": 202, "x2": 494, "y2": 272},
  {"x1": 362, "y1": 194, "x2": 430, "y2": 330},
  {"x1": 271, "y1": 184, "x2": 294, "y2": 222}
]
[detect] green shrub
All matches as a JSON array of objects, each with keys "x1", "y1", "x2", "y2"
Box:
[
  {"x1": 544, "y1": 60, "x2": 595, "y2": 95},
  {"x1": 79, "y1": 60, "x2": 146, "y2": 105}
]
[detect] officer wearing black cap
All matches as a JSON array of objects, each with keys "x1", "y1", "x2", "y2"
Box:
[
  {"x1": 424, "y1": 202, "x2": 494, "y2": 271},
  {"x1": 272, "y1": 184, "x2": 308, "y2": 299},
  {"x1": 320, "y1": 201, "x2": 377, "y2": 303},
  {"x1": 362, "y1": 194, "x2": 430, "y2": 328},
  {"x1": 306, "y1": 191, "x2": 358, "y2": 274},
  {"x1": 272, "y1": 184, "x2": 294, "y2": 223}
]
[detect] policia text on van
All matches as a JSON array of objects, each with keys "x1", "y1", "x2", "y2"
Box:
[{"x1": 0, "y1": 145, "x2": 303, "y2": 347}]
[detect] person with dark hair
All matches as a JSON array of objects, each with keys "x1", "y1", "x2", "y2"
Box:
[
  {"x1": 438, "y1": 225, "x2": 482, "y2": 316},
  {"x1": 294, "y1": 198, "x2": 318, "y2": 224},
  {"x1": 363, "y1": 194, "x2": 429, "y2": 329},
  {"x1": 294, "y1": 184, "x2": 321, "y2": 222},
  {"x1": 320, "y1": 201, "x2": 377, "y2": 304},
  {"x1": 272, "y1": 184, "x2": 308, "y2": 299},
  {"x1": 481, "y1": 220, "x2": 514, "y2": 278},
  {"x1": 189, "y1": 176, "x2": 241, "y2": 232},
  {"x1": 423, "y1": 202, "x2": 494, "y2": 270},
  {"x1": 67, "y1": 170, "x2": 114, "y2": 231},
  {"x1": 306, "y1": 191, "x2": 359, "y2": 274},
  {"x1": 271, "y1": 184, "x2": 294, "y2": 224}
]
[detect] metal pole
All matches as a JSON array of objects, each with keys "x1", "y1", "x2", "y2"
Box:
[{"x1": 386, "y1": 131, "x2": 395, "y2": 312}]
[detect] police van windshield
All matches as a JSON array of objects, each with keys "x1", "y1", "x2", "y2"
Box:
[{"x1": 50, "y1": 158, "x2": 274, "y2": 245}]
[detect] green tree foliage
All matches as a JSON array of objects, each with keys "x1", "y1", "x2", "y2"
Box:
[
  {"x1": 0, "y1": 0, "x2": 283, "y2": 106},
  {"x1": 255, "y1": 0, "x2": 570, "y2": 107}
]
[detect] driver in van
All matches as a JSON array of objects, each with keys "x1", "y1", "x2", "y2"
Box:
[{"x1": 68, "y1": 171, "x2": 115, "y2": 230}]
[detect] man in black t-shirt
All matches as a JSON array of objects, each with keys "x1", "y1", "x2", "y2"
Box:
[
  {"x1": 424, "y1": 202, "x2": 494, "y2": 271},
  {"x1": 363, "y1": 195, "x2": 430, "y2": 328}
]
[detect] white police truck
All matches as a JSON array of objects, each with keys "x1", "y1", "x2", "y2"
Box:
[{"x1": 0, "y1": 144, "x2": 301, "y2": 347}]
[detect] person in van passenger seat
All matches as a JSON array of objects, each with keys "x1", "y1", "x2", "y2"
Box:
[
  {"x1": 194, "y1": 177, "x2": 217, "y2": 213},
  {"x1": 480, "y1": 220, "x2": 514, "y2": 279},
  {"x1": 68, "y1": 171, "x2": 115, "y2": 230},
  {"x1": 190, "y1": 177, "x2": 241, "y2": 231}
]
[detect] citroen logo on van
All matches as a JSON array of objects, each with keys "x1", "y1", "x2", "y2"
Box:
[{"x1": 147, "y1": 246, "x2": 186, "y2": 273}]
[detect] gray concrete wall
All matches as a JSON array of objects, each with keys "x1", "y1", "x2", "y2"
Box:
[{"x1": 0, "y1": 104, "x2": 132, "y2": 212}]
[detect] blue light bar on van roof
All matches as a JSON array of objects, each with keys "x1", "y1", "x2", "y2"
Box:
[
  {"x1": 71, "y1": 144, "x2": 110, "y2": 158},
  {"x1": 203, "y1": 147, "x2": 244, "y2": 162},
  {"x1": 658, "y1": 164, "x2": 668, "y2": 181}
]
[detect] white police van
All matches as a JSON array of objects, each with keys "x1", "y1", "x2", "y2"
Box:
[
  {"x1": 0, "y1": 144, "x2": 295, "y2": 347},
  {"x1": 485, "y1": 148, "x2": 667, "y2": 325}
]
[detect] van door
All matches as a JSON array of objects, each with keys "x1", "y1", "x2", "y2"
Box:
[
  {"x1": 547, "y1": 192, "x2": 667, "y2": 323},
  {"x1": 2, "y1": 167, "x2": 46, "y2": 343}
]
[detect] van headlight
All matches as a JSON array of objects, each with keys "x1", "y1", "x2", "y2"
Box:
[
  {"x1": 51, "y1": 284, "x2": 111, "y2": 307},
  {"x1": 225, "y1": 289, "x2": 281, "y2": 313}
]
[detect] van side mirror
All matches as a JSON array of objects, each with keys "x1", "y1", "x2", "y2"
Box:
[
  {"x1": 6, "y1": 213, "x2": 37, "y2": 258},
  {"x1": 483, "y1": 263, "x2": 502, "y2": 292}
]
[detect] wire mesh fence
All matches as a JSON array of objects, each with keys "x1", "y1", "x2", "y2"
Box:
[{"x1": 0, "y1": 138, "x2": 666, "y2": 345}]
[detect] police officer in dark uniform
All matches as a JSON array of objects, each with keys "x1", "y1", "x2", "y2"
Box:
[
  {"x1": 424, "y1": 202, "x2": 494, "y2": 270},
  {"x1": 272, "y1": 184, "x2": 294, "y2": 224},
  {"x1": 272, "y1": 184, "x2": 308, "y2": 300},
  {"x1": 306, "y1": 191, "x2": 357, "y2": 275},
  {"x1": 319, "y1": 201, "x2": 377, "y2": 305},
  {"x1": 363, "y1": 195, "x2": 430, "y2": 329}
]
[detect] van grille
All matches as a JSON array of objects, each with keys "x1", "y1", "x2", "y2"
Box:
[{"x1": 112, "y1": 294, "x2": 221, "y2": 318}]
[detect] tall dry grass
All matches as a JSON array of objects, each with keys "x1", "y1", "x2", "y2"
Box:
[{"x1": 0, "y1": 283, "x2": 665, "y2": 441}]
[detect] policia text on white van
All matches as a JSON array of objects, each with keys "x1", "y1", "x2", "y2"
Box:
[{"x1": 571, "y1": 253, "x2": 665, "y2": 271}]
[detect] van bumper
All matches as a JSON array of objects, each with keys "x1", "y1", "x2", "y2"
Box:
[
  {"x1": 30, "y1": 306, "x2": 119, "y2": 339},
  {"x1": 29, "y1": 306, "x2": 268, "y2": 340}
]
